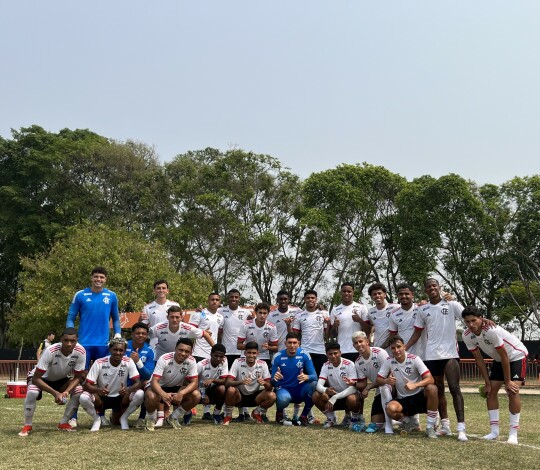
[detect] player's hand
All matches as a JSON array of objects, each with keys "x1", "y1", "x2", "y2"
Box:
[
  {"x1": 442, "y1": 291, "x2": 454, "y2": 301},
  {"x1": 418, "y1": 300, "x2": 427, "y2": 306},
  {"x1": 404, "y1": 379, "x2": 416, "y2": 392},
  {"x1": 173, "y1": 391, "x2": 184, "y2": 405},
  {"x1": 54, "y1": 391, "x2": 67, "y2": 405},
  {"x1": 484, "y1": 382, "x2": 492, "y2": 396},
  {"x1": 284, "y1": 317, "x2": 294, "y2": 325},
  {"x1": 130, "y1": 349, "x2": 140, "y2": 363},
  {"x1": 274, "y1": 367, "x2": 283, "y2": 381},
  {"x1": 504, "y1": 381, "x2": 519, "y2": 395},
  {"x1": 386, "y1": 376, "x2": 396, "y2": 386},
  {"x1": 139, "y1": 312, "x2": 148, "y2": 321},
  {"x1": 160, "y1": 392, "x2": 172, "y2": 406},
  {"x1": 196, "y1": 304, "x2": 203, "y2": 312},
  {"x1": 203, "y1": 379, "x2": 214, "y2": 388},
  {"x1": 352, "y1": 313, "x2": 361, "y2": 323},
  {"x1": 361, "y1": 389, "x2": 370, "y2": 399},
  {"x1": 100, "y1": 385, "x2": 110, "y2": 396},
  {"x1": 343, "y1": 377, "x2": 356, "y2": 386},
  {"x1": 257, "y1": 377, "x2": 266, "y2": 386},
  {"x1": 243, "y1": 377, "x2": 253, "y2": 385},
  {"x1": 482, "y1": 318, "x2": 496, "y2": 329},
  {"x1": 324, "y1": 401, "x2": 334, "y2": 412},
  {"x1": 118, "y1": 385, "x2": 127, "y2": 396},
  {"x1": 333, "y1": 319, "x2": 340, "y2": 328},
  {"x1": 262, "y1": 342, "x2": 269, "y2": 350},
  {"x1": 326, "y1": 387, "x2": 337, "y2": 397},
  {"x1": 323, "y1": 316, "x2": 331, "y2": 324},
  {"x1": 297, "y1": 372, "x2": 309, "y2": 383}
]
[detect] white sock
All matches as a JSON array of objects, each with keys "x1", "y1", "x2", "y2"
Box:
[
  {"x1": 427, "y1": 410, "x2": 438, "y2": 428},
  {"x1": 324, "y1": 411, "x2": 336, "y2": 421},
  {"x1": 79, "y1": 393, "x2": 100, "y2": 431},
  {"x1": 457, "y1": 422, "x2": 466, "y2": 433},
  {"x1": 483, "y1": 409, "x2": 499, "y2": 439},
  {"x1": 170, "y1": 406, "x2": 187, "y2": 420},
  {"x1": 204, "y1": 404, "x2": 212, "y2": 414},
  {"x1": 380, "y1": 386, "x2": 394, "y2": 433},
  {"x1": 440, "y1": 418, "x2": 450, "y2": 429},
  {"x1": 509, "y1": 412, "x2": 520, "y2": 437},
  {"x1": 147, "y1": 411, "x2": 157, "y2": 421},
  {"x1": 242, "y1": 407, "x2": 249, "y2": 414},
  {"x1": 293, "y1": 404, "x2": 301, "y2": 418},
  {"x1": 60, "y1": 393, "x2": 81, "y2": 424},
  {"x1": 225, "y1": 406, "x2": 234, "y2": 417},
  {"x1": 120, "y1": 390, "x2": 144, "y2": 429},
  {"x1": 23, "y1": 389, "x2": 39, "y2": 426}
]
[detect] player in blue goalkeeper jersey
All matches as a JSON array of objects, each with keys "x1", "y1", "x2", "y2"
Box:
[{"x1": 271, "y1": 332, "x2": 317, "y2": 425}]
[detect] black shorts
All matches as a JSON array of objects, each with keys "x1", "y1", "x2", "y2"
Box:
[
  {"x1": 200, "y1": 384, "x2": 224, "y2": 405},
  {"x1": 226, "y1": 355, "x2": 241, "y2": 369},
  {"x1": 371, "y1": 393, "x2": 384, "y2": 417},
  {"x1": 239, "y1": 389, "x2": 264, "y2": 408},
  {"x1": 30, "y1": 377, "x2": 70, "y2": 401},
  {"x1": 193, "y1": 356, "x2": 206, "y2": 363},
  {"x1": 310, "y1": 354, "x2": 327, "y2": 375},
  {"x1": 330, "y1": 397, "x2": 348, "y2": 411},
  {"x1": 424, "y1": 358, "x2": 456, "y2": 377},
  {"x1": 341, "y1": 352, "x2": 358, "y2": 362},
  {"x1": 395, "y1": 391, "x2": 427, "y2": 416},
  {"x1": 98, "y1": 395, "x2": 124, "y2": 412},
  {"x1": 490, "y1": 358, "x2": 527, "y2": 383}
]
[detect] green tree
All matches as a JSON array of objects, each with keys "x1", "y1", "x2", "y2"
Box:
[{"x1": 9, "y1": 224, "x2": 211, "y2": 345}]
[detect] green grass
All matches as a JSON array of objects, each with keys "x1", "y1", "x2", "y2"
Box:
[{"x1": 1, "y1": 391, "x2": 539, "y2": 470}]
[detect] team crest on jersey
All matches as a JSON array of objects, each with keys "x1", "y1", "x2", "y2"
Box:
[
  {"x1": 405, "y1": 367, "x2": 412, "y2": 374},
  {"x1": 373, "y1": 362, "x2": 379, "y2": 369},
  {"x1": 296, "y1": 360, "x2": 303, "y2": 369},
  {"x1": 103, "y1": 297, "x2": 110, "y2": 305},
  {"x1": 441, "y1": 307, "x2": 449, "y2": 315},
  {"x1": 483, "y1": 338, "x2": 492, "y2": 346},
  {"x1": 181, "y1": 366, "x2": 188, "y2": 374}
]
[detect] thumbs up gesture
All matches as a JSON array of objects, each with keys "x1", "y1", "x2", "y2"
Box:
[{"x1": 274, "y1": 366, "x2": 283, "y2": 381}]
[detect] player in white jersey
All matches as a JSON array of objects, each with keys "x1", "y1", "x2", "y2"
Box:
[
  {"x1": 388, "y1": 283, "x2": 426, "y2": 357},
  {"x1": 79, "y1": 338, "x2": 142, "y2": 431},
  {"x1": 292, "y1": 289, "x2": 331, "y2": 374},
  {"x1": 36, "y1": 331, "x2": 55, "y2": 360},
  {"x1": 268, "y1": 290, "x2": 301, "y2": 351},
  {"x1": 138, "y1": 279, "x2": 180, "y2": 348},
  {"x1": 330, "y1": 282, "x2": 368, "y2": 361},
  {"x1": 376, "y1": 335, "x2": 439, "y2": 438},
  {"x1": 237, "y1": 302, "x2": 279, "y2": 365},
  {"x1": 190, "y1": 292, "x2": 224, "y2": 361},
  {"x1": 223, "y1": 342, "x2": 275, "y2": 425},
  {"x1": 406, "y1": 278, "x2": 467, "y2": 441},
  {"x1": 312, "y1": 342, "x2": 361, "y2": 428},
  {"x1": 144, "y1": 338, "x2": 200, "y2": 430},
  {"x1": 361, "y1": 282, "x2": 400, "y2": 350},
  {"x1": 349, "y1": 331, "x2": 393, "y2": 434},
  {"x1": 149, "y1": 305, "x2": 214, "y2": 359},
  {"x1": 197, "y1": 344, "x2": 229, "y2": 423},
  {"x1": 19, "y1": 328, "x2": 86, "y2": 436},
  {"x1": 462, "y1": 306, "x2": 528, "y2": 444}
]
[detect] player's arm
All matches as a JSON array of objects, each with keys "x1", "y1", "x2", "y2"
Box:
[
  {"x1": 175, "y1": 376, "x2": 198, "y2": 403},
  {"x1": 66, "y1": 295, "x2": 80, "y2": 327},
  {"x1": 31, "y1": 369, "x2": 66, "y2": 403},
  {"x1": 201, "y1": 329, "x2": 214, "y2": 346},
  {"x1": 264, "y1": 340, "x2": 278, "y2": 353},
  {"x1": 131, "y1": 348, "x2": 155, "y2": 381},
  {"x1": 404, "y1": 370, "x2": 434, "y2": 392},
  {"x1": 404, "y1": 327, "x2": 423, "y2": 351},
  {"x1": 111, "y1": 294, "x2": 121, "y2": 336},
  {"x1": 225, "y1": 375, "x2": 247, "y2": 387},
  {"x1": 236, "y1": 337, "x2": 246, "y2": 351},
  {"x1": 328, "y1": 385, "x2": 357, "y2": 405},
  {"x1": 316, "y1": 378, "x2": 332, "y2": 395},
  {"x1": 470, "y1": 348, "x2": 491, "y2": 386},
  {"x1": 303, "y1": 355, "x2": 318, "y2": 383},
  {"x1": 497, "y1": 345, "x2": 519, "y2": 393}
]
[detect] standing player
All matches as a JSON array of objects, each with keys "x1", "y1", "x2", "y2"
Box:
[
  {"x1": 268, "y1": 290, "x2": 301, "y2": 352},
  {"x1": 406, "y1": 278, "x2": 467, "y2": 441},
  {"x1": 223, "y1": 342, "x2": 276, "y2": 425},
  {"x1": 144, "y1": 338, "x2": 201, "y2": 431},
  {"x1": 19, "y1": 328, "x2": 86, "y2": 436},
  {"x1": 138, "y1": 280, "x2": 180, "y2": 348},
  {"x1": 190, "y1": 292, "x2": 224, "y2": 362},
  {"x1": 237, "y1": 302, "x2": 279, "y2": 368},
  {"x1": 361, "y1": 282, "x2": 400, "y2": 350},
  {"x1": 79, "y1": 338, "x2": 142, "y2": 431},
  {"x1": 36, "y1": 331, "x2": 55, "y2": 360},
  {"x1": 312, "y1": 342, "x2": 361, "y2": 428},
  {"x1": 462, "y1": 306, "x2": 528, "y2": 444},
  {"x1": 376, "y1": 335, "x2": 439, "y2": 438},
  {"x1": 197, "y1": 344, "x2": 229, "y2": 423},
  {"x1": 272, "y1": 332, "x2": 317, "y2": 425}
]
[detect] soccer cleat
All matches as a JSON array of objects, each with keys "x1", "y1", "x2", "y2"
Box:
[
  {"x1": 18, "y1": 425, "x2": 32, "y2": 437},
  {"x1": 365, "y1": 422, "x2": 378, "y2": 433},
  {"x1": 68, "y1": 418, "x2": 78, "y2": 428},
  {"x1": 436, "y1": 426, "x2": 452, "y2": 437},
  {"x1": 400, "y1": 420, "x2": 419, "y2": 436},
  {"x1": 507, "y1": 435, "x2": 518, "y2": 445},
  {"x1": 222, "y1": 416, "x2": 232, "y2": 426},
  {"x1": 57, "y1": 423, "x2": 76, "y2": 432},
  {"x1": 243, "y1": 411, "x2": 252, "y2": 421},
  {"x1": 350, "y1": 423, "x2": 367, "y2": 433},
  {"x1": 145, "y1": 417, "x2": 155, "y2": 432},
  {"x1": 201, "y1": 412, "x2": 213, "y2": 421},
  {"x1": 166, "y1": 417, "x2": 181, "y2": 430},
  {"x1": 323, "y1": 418, "x2": 337, "y2": 429},
  {"x1": 251, "y1": 410, "x2": 264, "y2": 423},
  {"x1": 482, "y1": 432, "x2": 499, "y2": 440},
  {"x1": 307, "y1": 415, "x2": 320, "y2": 425},
  {"x1": 457, "y1": 431, "x2": 468, "y2": 442},
  {"x1": 232, "y1": 414, "x2": 245, "y2": 423},
  {"x1": 426, "y1": 427, "x2": 438, "y2": 439},
  {"x1": 100, "y1": 415, "x2": 111, "y2": 426},
  {"x1": 282, "y1": 418, "x2": 293, "y2": 426},
  {"x1": 213, "y1": 414, "x2": 223, "y2": 425},
  {"x1": 135, "y1": 418, "x2": 146, "y2": 429},
  {"x1": 183, "y1": 412, "x2": 192, "y2": 425},
  {"x1": 261, "y1": 414, "x2": 269, "y2": 423},
  {"x1": 340, "y1": 414, "x2": 351, "y2": 427}
]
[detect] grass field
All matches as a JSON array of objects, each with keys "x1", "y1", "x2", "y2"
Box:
[{"x1": 1, "y1": 391, "x2": 539, "y2": 470}]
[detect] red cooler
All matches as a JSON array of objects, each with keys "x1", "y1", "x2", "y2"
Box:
[{"x1": 6, "y1": 381, "x2": 27, "y2": 398}]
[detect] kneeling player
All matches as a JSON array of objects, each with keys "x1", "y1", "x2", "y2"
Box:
[
  {"x1": 144, "y1": 338, "x2": 200, "y2": 430},
  {"x1": 312, "y1": 342, "x2": 361, "y2": 428},
  {"x1": 376, "y1": 336, "x2": 439, "y2": 438},
  {"x1": 19, "y1": 328, "x2": 86, "y2": 436},
  {"x1": 80, "y1": 338, "x2": 142, "y2": 431},
  {"x1": 223, "y1": 342, "x2": 275, "y2": 425},
  {"x1": 197, "y1": 344, "x2": 228, "y2": 424},
  {"x1": 462, "y1": 306, "x2": 528, "y2": 444}
]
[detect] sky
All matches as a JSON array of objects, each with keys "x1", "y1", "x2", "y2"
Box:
[{"x1": 2, "y1": 1, "x2": 540, "y2": 185}]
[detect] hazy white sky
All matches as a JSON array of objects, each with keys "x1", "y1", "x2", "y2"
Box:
[{"x1": 2, "y1": 1, "x2": 539, "y2": 184}]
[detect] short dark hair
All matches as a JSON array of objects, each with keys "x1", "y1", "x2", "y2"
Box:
[
  {"x1": 368, "y1": 282, "x2": 387, "y2": 295},
  {"x1": 167, "y1": 305, "x2": 183, "y2": 314},
  {"x1": 396, "y1": 282, "x2": 414, "y2": 293},
  {"x1": 208, "y1": 292, "x2": 221, "y2": 299},
  {"x1": 211, "y1": 344, "x2": 226, "y2": 354},
  {"x1": 325, "y1": 341, "x2": 341, "y2": 352},
  {"x1": 91, "y1": 266, "x2": 108, "y2": 277},
  {"x1": 153, "y1": 279, "x2": 169, "y2": 289},
  {"x1": 255, "y1": 302, "x2": 271, "y2": 312},
  {"x1": 47, "y1": 330, "x2": 56, "y2": 336},
  {"x1": 176, "y1": 338, "x2": 194, "y2": 349},
  {"x1": 304, "y1": 289, "x2": 318, "y2": 297},
  {"x1": 341, "y1": 282, "x2": 354, "y2": 289},
  {"x1": 424, "y1": 277, "x2": 439, "y2": 288},
  {"x1": 276, "y1": 290, "x2": 290, "y2": 298},
  {"x1": 61, "y1": 327, "x2": 78, "y2": 337},
  {"x1": 131, "y1": 322, "x2": 149, "y2": 332},
  {"x1": 388, "y1": 335, "x2": 405, "y2": 346},
  {"x1": 244, "y1": 341, "x2": 259, "y2": 351},
  {"x1": 285, "y1": 332, "x2": 299, "y2": 341},
  {"x1": 228, "y1": 288, "x2": 241, "y2": 296},
  {"x1": 462, "y1": 305, "x2": 482, "y2": 319}
]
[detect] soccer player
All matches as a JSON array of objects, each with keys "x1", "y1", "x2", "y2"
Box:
[
  {"x1": 223, "y1": 342, "x2": 275, "y2": 425},
  {"x1": 350, "y1": 331, "x2": 393, "y2": 434},
  {"x1": 312, "y1": 342, "x2": 361, "y2": 428},
  {"x1": 36, "y1": 331, "x2": 55, "y2": 360},
  {"x1": 268, "y1": 290, "x2": 301, "y2": 351},
  {"x1": 237, "y1": 302, "x2": 279, "y2": 368},
  {"x1": 462, "y1": 306, "x2": 528, "y2": 444},
  {"x1": 197, "y1": 344, "x2": 229, "y2": 424},
  {"x1": 138, "y1": 279, "x2": 180, "y2": 348},
  {"x1": 19, "y1": 328, "x2": 86, "y2": 437},
  {"x1": 190, "y1": 292, "x2": 224, "y2": 362},
  {"x1": 272, "y1": 332, "x2": 317, "y2": 426},
  {"x1": 125, "y1": 322, "x2": 156, "y2": 428},
  {"x1": 144, "y1": 338, "x2": 201, "y2": 430},
  {"x1": 79, "y1": 338, "x2": 142, "y2": 431},
  {"x1": 376, "y1": 335, "x2": 439, "y2": 438},
  {"x1": 329, "y1": 282, "x2": 368, "y2": 361},
  {"x1": 361, "y1": 282, "x2": 400, "y2": 350},
  {"x1": 405, "y1": 278, "x2": 467, "y2": 441}
]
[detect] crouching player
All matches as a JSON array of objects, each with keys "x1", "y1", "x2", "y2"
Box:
[
  {"x1": 376, "y1": 336, "x2": 439, "y2": 438},
  {"x1": 312, "y1": 342, "x2": 361, "y2": 428},
  {"x1": 197, "y1": 344, "x2": 228, "y2": 424},
  {"x1": 19, "y1": 328, "x2": 86, "y2": 436},
  {"x1": 144, "y1": 338, "x2": 200, "y2": 430},
  {"x1": 80, "y1": 338, "x2": 142, "y2": 431},
  {"x1": 272, "y1": 332, "x2": 317, "y2": 426},
  {"x1": 223, "y1": 341, "x2": 275, "y2": 425},
  {"x1": 462, "y1": 306, "x2": 528, "y2": 444}
]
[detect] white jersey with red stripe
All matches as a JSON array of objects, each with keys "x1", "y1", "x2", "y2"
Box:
[
  {"x1": 354, "y1": 347, "x2": 389, "y2": 396},
  {"x1": 388, "y1": 304, "x2": 426, "y2": 357},
  {"x1": 413, "y1": 300, "x2": 464, "y2": 360},
  {"x1": 291, "y1": 309, "x2": 330, "y2": 355},
  {"x1": 220, "y1": 306, "x2": 253, "y2": 356},
  {"x1": 227, "y1": 357, "x2": 271, "y2": 395},
  {"x1": 378, "y1": 353, "x2": 430, "y2": 398},
  {"x1": 363, "y1": 303, "x2": 400, "y2": 349},
  {"x1": 237, "y1": 320, "x2": 278, "y2": 360},
  {"x1": 152, "y1": 353, "x2": 198, "y2": 388},
  {"x1": 86, "y1": 356, "x2": 140, "y2": 397},
  {"x1": 141, "y1": 300, "x2": 180, "y2": 328},
  {"x1": 190, "y1": 309, "x2": 224, "y2": 359},
  {"x1": 30, "y1": 342, "x2": 86, "y2": 381},
  {"x1": 197, "y1": 357, "x2": 229, "y2": 392},
  {"x1": 149, "y1": 321, "x2": 204, "y2": 359},
  {"x1": 268, "y1": 306, "x2": 301, "y2": 350},
  {"x1": 462, "y1": 325, "x2": 528, "y2": 362},
  {"x1": 319, "y1": 358, "x2": 357, "y2": 393},
  {"x1": 330, "y1": 302, "x2": 368, "y2": 354}
]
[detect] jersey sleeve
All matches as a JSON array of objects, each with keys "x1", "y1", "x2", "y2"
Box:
[
  {"x1": 111, "y1": 292, "x2": 120, "y2": 334},
  {"x1": 127, "y1": 358, "x2": 140, "y2": 381},
  {"x1": 291, "y1": 316, "x2": 301, "y2": 332},
  {"x1": 319, "y1": 362, "x2": 329, "y2": 381},
  {"x1": 261, "y1": 362, "x2": 271, "y2": 381},
  {"x1": 152, "y1": 356, "x2": 166, "y2": 379},
  {"x1": 388, "y1": 314, "x2": 398, "y2": 333},
  {"x1": 413, "y1": 356, "x2": 430, "y2": 377},
  {"x1": 462, "y1": 330, "x2": 477, "y2": 351},
  {"x1": 35, "y1": 348, "x2": 53, "y2": 373},
  {"x1": 451, "y1": 301, "x2": 465, "y2": 321},
  {"x1": 330, "y1": 307, "x2": 337, "y2": 325},
  {"x1": 377, "y1": 357, "x2": 391, "y2": 379},
  {"x1": 413, "y1": 309, "x2": 426, "y2": 329},
  {"x1": 219, "y1": 360, "x2": 229, "y2": 378},
  {"x1": 189, "y1": 311, "x2": 202, "y2": 327},
  {"x1": 74, "y1": 348, "x2": 87, "y2": 374},
  {"x1": 237, "y1": 322, "x2": 248, "y2": 341},
  {"x1": 346, "y1": 361, "x2": 358, "y2": 380},
  {"x1": 186, "y1": 324, "x2": 203, "y2": 339},
  {"x1": 66, "y1": 291, "x2": 81, "y2": 327},
  {"x1": 186, "y1": 359, "x2": 198, "y2": 379},
  {"x1": 85, "y1": 361, "x2": 101, "y2": 385},
  {"x1": 228, "y1": 359, "x2": 239, "y2": 379},
  {"x1": 138, "y1": 346, "x2": 156, "y2": 380},
  {"x1": 148, "y1": 325, "x2": 157, "y2": 339},
  {"x1": 269, "y1": 325, "x2": 278, "y2": 344}
]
